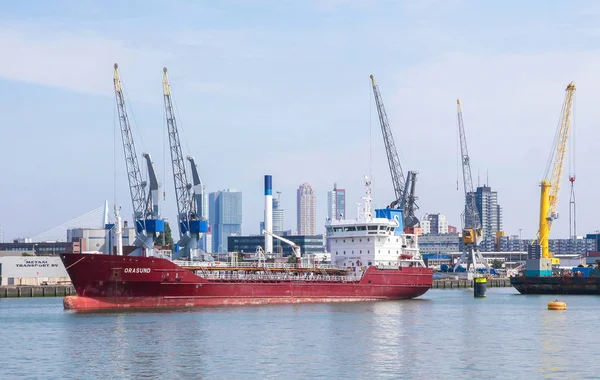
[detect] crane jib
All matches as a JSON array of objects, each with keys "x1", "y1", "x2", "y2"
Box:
[{"x1": 370, "y1": 75, "x2": 418, "y2": 228}]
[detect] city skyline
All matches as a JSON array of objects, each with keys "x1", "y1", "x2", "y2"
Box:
[{"x1": 2, "y1": 1, "x2": 600, "y2": 242}]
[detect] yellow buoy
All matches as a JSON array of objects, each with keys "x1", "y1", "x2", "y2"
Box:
[{"x1": 548, "y1": 300, "x2": 567, "y2": 310}]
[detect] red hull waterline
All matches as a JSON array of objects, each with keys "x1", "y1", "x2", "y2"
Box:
[{"x1": 60, "y1": 254, "x2": 433, "y2": 311}]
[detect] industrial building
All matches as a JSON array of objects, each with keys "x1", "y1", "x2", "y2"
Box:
[
  {"x1": 427, "y1": 251, "x2": 584, "y2": 270},
  {"x1": 0, "y1": 241, "x2": 76, "y2": 256},
  {"x1": 419, "y1": 232, "x2": 596, "y2": 255},
  {"x1": 228, "y1": 234, "x2": 326, "y2": 258},
  {"x1": 419, "y1": 233, "x2": 460, "y2": 254},
  {"x1": 0, "y1": 256, "x2": 69, "y2": 285},
  {"x1": 68, "y1": 225, "x2": 137, "y2": 254}
]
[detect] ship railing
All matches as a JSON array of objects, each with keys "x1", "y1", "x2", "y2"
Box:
[
  {"x1": 202, "y1": 272, "x2": 363, "y2": 283},
  {"x1": 174, "y1": 260, "x2": 344, "y2": 271},
  {"x1": 376, "y1": 260, "x2": 425, "y2": 269}
]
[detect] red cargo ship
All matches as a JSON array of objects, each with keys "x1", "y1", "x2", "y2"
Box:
[
  {"x1": 60, "y1": 254, "x2": 432, "y2": 310},
  {"x1": 60, "y1": 178, "x2": 432, "y2": 310}
]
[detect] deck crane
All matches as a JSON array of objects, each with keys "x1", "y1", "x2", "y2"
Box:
[
  {"x1": 113, "y1": 63, "x2": 164, "y2": 256},
  {"x1": 454, "y1": 99, "x2": 489, "y2": 273},
  {"x1": 527, "y1": 82, "x2": 576, "y2": 277},
  {"x1": 262, "y1": 229, "x2": 301, "y2": 260},
  {"x1": 162, "y1": 67, "x2": 209, "y2": 260},
  {"x1": 370, "y1": 75, "x2": 419, "y2": 229}
]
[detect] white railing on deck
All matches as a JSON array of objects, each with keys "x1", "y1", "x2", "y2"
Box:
[
  {"x1": 202, "y1": 272, "x2": 363, "y2": 282},
  {"x1": 173, "y1": 261, "x2": 343, "y2": 271}
]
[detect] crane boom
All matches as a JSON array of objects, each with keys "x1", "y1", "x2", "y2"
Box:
[
  {"x1": 163, "y1": 67, "x2": 196, "y2": 236},
  {"x1": 370, "y1": 75, "x2": 406, "y2": 208},
  {"x1": 403, "y1": 171, "x2": 419, "y2": 227},
  {"x1": 113, "y1": 64, "x2": 151, "y2": 221},
  {"x1": 142, "y1": 153, "x2": 160, "y2": 219},
  {"x1": 113, "y1": 63, "x2": 163, "y2": 254},
  {"x1": 370, "y1": 75, "x2": 420, "y2": 228},
  {"x1": 538, "y1": 82, "x2": 576, "y2": 260},
  {"x1": 457, "y1": 99, "x2": 481, "y2": 231},
  {"x1": 545, "y1": 82, "x2": 576, "y2": 226},
  {"x1": 262, "y1": 229, "x2": 301, "y2": 258},
  {"x1": 162, "y1": 67, "x2": 208, "y2": 260},
  {"x1": 454, "y1": 99, "x2": 488, "y2": 273},
  {"x1": 187, "y1": 156, "x2": 204, "y2": 219}
]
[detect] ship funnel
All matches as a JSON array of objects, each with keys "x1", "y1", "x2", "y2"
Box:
[{"x1": 264, "y1": 175, "x2": 273, "y2": 254}]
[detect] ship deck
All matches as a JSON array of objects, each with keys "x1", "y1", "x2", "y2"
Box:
[
  {"x1": 201, "y1": 272, "x2": 363, "y2": 283},
  {"x1": 175, "y1": 261, "x2": 349, "y2": 275}
]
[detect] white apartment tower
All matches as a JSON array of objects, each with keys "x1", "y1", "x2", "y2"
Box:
[
  {"x1": 420, "y1": 213, "x2": 448, "y2": 234},
  {"x1": 297, "y1": 183, "x2": 316, "y2": 235}
]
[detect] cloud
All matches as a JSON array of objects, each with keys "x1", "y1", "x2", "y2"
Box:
[
  {"x1": 382, "y1": 50, "x2": 600, "y2": 237},
  {"x1": 0, "y1": 23, "x2": 172, "y2": 99}
]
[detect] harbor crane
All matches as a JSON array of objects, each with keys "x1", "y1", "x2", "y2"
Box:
[
  {"x1": 370, "y1": 75, "x2": 419, "y2": 229},
  {"x1": 527, "y1": 82, "x2": 576, "y2": 276},
  {"x1": 113, "y1": 63, "x2": 164, "y2": 255},
  {"x1": 162, "y1": 67, "x2": 209, "y2": 260},
  {"x1": 262, "y1": 229, "x2": 301, "y2": 259},
  {"x1": 454, "y1": 99, "x2": 489, "y2": 273}
]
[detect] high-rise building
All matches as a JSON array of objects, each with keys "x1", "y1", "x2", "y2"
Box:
[
  {"x1": 204, "y1": 228, "x2": 213, "y2": 254},
  {"x1": 327, "y1": 183, "x2": 346, "y2": 221},
  {"x1": 420, "y1": 220, "x2": 431, "y2": 234},
  {"x1": 200, "y1": 225, "x2": 212, "y2": 253},
  {"x1": 465, "y1": 185, "x2": 502, "y2": 236},
  {"x1": 420, "y1": 214, "x2": 448, "y2": 234},
  {"x1": 273, "y1": 196, "x2": 284, "y2": 233},
  {"x1": 202, "y1": 186, "x2": 208, "y2": 220},
  {"x1": 209, "y1": 189, "x2": 242, "y2": 253},
  {"x1": 297, "y1": 183, "x2": 316, "y2": 235},
  {"x1": 260, "y1": 197, "x2": 284, "y2": 234}
]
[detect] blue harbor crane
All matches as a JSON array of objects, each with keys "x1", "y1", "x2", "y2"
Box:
[
  {"x1": 162, "y1": 67, "x2": 209, "y2": 260},
  {"x1": 113, "y1": 63, "x2": 164, "y2": 256},
  {"x1": 370, "y1": 74, "x2": 419, "y2": 229}
]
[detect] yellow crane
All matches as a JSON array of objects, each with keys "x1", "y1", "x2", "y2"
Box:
[{"x1": 528, "y1": 82, "x2": 576, "y2": 276}]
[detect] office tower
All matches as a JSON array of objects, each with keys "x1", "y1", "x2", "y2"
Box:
[
  {"x1": 209, "y1": 189, "x2": 242, "y2": 252},
  {"x1": 297, "y1": 183, "x2": 316, "y2": 235},
  {"x1": 327, "y1": 183, "x2": 346, "y2": 220}
]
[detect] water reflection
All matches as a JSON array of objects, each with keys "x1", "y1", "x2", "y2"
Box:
[
  {"x1": 63, "y1": 309, "x2": 209, "y2": 378},
  {"x1": 539, "y1": 306, "x2": 568, "y2": 378}
]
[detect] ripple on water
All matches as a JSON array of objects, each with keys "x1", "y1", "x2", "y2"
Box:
[{"x1": 2, "y1": 289, "x2": 600, "y2": 379}]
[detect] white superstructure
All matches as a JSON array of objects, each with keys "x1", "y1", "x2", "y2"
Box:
[{"x1": 325, "y1": 177, "x2": 425, "y2": 270}]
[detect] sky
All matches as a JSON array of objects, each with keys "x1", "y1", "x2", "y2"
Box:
[{"x1": 1, "y1": 0, "x2": 600, "y2": 242}]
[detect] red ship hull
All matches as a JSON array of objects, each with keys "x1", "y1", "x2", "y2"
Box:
[{"x1": 60, "y1": 254, "x2": 433, "y2": 310}]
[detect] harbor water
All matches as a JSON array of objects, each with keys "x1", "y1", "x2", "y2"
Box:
[{"x1": 2, "y1": 288, "x2": 600, "y2": 379}]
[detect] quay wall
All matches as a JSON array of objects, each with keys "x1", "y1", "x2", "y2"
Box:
[
  {"x1": 0, "y1": 285, "x2": 75, "y2": 298},
  {"x1": 431, "y1": 278, "x2": 511, "y2": 289}
]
